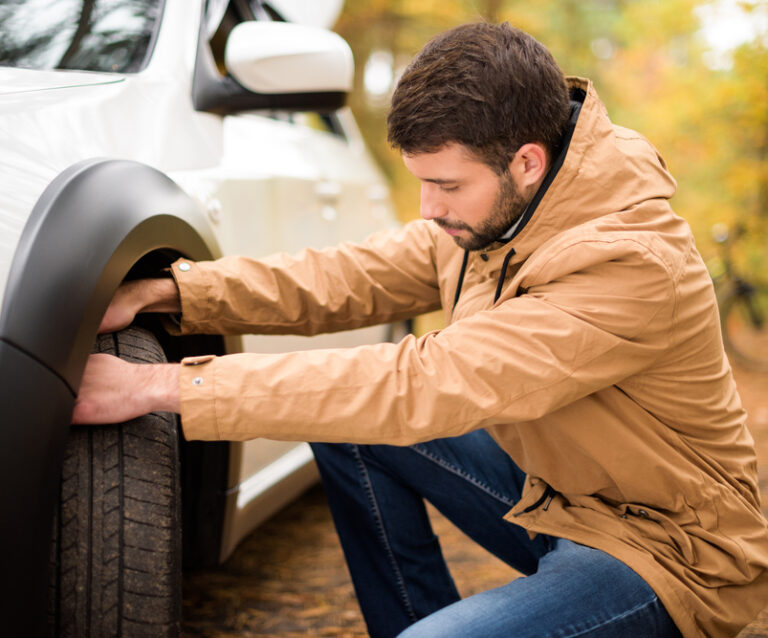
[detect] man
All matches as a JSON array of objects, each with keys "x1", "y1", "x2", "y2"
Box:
[{"x1": 74, "y1": 23, "x2": 768, "y2": 638}]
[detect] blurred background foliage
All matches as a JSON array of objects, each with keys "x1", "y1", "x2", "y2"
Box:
[{"x1": 335, "y1": 0, "x2": 767, "y2": 274}]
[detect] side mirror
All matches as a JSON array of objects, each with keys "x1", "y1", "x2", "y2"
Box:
[{"x1": 225, "y1": 21, "x2": 353, "y2": 94}]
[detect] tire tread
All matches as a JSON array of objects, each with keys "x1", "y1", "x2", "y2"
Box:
[{"x1": 49, "y1": 327, "x2": 181, "y2": 637}]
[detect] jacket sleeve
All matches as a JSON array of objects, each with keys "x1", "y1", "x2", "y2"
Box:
[
  {"x1": 169, "y1": 220, "x2": 442, "y2": 336},
  {"x1": 178, "y1": 238, "x2": 677, "y2": 444}
]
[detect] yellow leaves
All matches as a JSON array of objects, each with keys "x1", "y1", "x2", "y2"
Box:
[{"x1": 616, "y1": 0, "x2": 701, "y2": 47}]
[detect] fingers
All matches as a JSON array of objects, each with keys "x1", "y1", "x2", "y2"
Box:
[
  {"x1": 72, "y1": 354, "x2": 145, "y2": 424},
  {"x1": 97, "y1": 307, "x2": 135, "y2": 334},
  {"x1": 98, "y1": 283, "x2": 143, "y2": 334},
  {"x1": 98, "y1": 279, "x2": 181, "y2": 334},
  {"x1": 72, "y1": 354, "x2": 181, "y2": 425}
]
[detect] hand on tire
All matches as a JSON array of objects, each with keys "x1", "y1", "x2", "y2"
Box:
[
  {"x1": 55, "y1": 327, "x2": 183, "y2": 636},
  {"x1": 73, "y1": 353, "x2": 180, "y2": 424},
  {"x1": 99, "y1": 278, "x2": 182, "y2": 334}
]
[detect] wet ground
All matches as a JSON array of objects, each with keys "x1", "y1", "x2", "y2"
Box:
[{"x1": 182, "y1": 363, "x2": 768, "y2": 637}]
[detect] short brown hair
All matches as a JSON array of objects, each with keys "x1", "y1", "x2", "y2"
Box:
[{"x1": 387, "y1": 23, "x2": 570, "y2": 173}]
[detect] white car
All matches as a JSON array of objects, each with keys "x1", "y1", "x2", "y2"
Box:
[{"x1": 0, "y1": 1, "x2": 398, "y2": 636}]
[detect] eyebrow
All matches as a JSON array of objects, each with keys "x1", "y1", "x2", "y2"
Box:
[{"x1": 423, "y1": 178, "x2": 459, "y2": 185}]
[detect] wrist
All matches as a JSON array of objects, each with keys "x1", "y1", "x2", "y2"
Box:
[
  {"x1": 139, "y1": 278, "x2": 181, "y2": 314},
  {"x1": 140, "y1": 363, "x2": 181, "y2": 414}
]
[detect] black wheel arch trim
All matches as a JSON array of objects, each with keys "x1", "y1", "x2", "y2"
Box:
[
  {"x1": 0, "y1": 157, "x2": 221, "y2": 393},
  {"x1": 0, "y1": 158, "x2": 232, "y2": 636}
]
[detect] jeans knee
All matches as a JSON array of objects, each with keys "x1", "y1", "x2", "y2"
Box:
[{"x1": 397, "y1": 613, "x2": 458, "y2": 638}]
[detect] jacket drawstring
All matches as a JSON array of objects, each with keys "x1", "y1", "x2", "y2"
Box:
[
  {"x1": 452, "y1": 250, "x2": 469, "y2": 311},
  {"x1": 453, "y1": 245, "x2": 517, "y2": 311},
  {"x1": 512, "y1": 485, "x2": 556, "y2": 517},
  {"x1": 450, "y1": 94, "x2": 582, "y2": 313},
  {"x1": 493, "y1": 247, "x2": 517, "y2": 303}
]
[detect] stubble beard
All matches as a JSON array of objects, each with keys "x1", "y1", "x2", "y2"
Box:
[{"x1": 435, "y1": 172, "x2": 530, "y2": 251}]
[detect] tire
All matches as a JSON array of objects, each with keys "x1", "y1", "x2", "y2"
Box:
[
  {"x1": 720, "y1": 283, "x2": 768, "y2": 373},
  {"x1": 48, "y1": 327, "x2": 182, "y2": 637}
]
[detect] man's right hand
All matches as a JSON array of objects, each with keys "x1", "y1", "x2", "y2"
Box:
[
  {"x1": 99, "y1": 278, "x2": 182, "y2": 333},
  {"x1": 72, "y1": 354, "x2": 180, "y2": 424}
]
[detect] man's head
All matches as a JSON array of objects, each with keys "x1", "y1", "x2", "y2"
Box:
[
  {"x1": 402, "y1": 143, "x2": 533, "y2": 250},
  {"x1": 387, "y1": 22, "x2": 570, "y2": 172},
  {"x1": 388, "y1": 23, "x2": 570, "y2": 250}
]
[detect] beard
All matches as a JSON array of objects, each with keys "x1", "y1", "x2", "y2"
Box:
[{"x1": 434, "y1": 172, "x2": 529, "y2": 251}]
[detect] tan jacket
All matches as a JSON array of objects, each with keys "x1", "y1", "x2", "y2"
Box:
[{"x1": 170, "y1": 78, "x2": 768, "y2": 637}]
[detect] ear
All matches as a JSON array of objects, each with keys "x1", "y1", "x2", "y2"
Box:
[{"x1": 508, "y1": 143, "x2": 548, "y2": 191}]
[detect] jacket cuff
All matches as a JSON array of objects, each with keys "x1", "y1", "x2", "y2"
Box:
[
  {"x1": 168, "y1": 258, "x2": 213, "y2": 335},
  {"x1": 178, "y1": 354, "x2": 221, "y2": 440}
]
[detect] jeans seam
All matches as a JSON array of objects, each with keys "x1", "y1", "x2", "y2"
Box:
[
  {"x1": 409, "y1": 444, "x2": 517, "y2": 507},
  {"x1": 556, "y1": 595, "x2": 661, "y2": 638},
  {"x1": 351, "y1": 444, "x2": 419, "y2": 623}
]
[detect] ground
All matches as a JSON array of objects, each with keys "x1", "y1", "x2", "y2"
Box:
[{"x1": 182, "y1": 363, "x2": 768, "y2": 637}]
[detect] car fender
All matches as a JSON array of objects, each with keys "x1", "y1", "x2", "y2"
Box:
[
  {"x1": 0, "y1": 157, "x2": 223, "y2": 637},
  {"x1": 0, "y1": 157, "x2": 221, "y2": 391}
]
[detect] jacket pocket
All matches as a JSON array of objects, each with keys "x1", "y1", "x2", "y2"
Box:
[{"x1": 618, "y1": 503, "x2": 697, "y2": 565}]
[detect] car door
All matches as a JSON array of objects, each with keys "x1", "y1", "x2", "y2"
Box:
[{"x1": 172, "y1": 0, "x2": 399, "y2": 560}]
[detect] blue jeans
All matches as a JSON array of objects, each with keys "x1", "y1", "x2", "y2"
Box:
[{"x1": 310, "y1": 431, "x2": 681, "y2": 638}]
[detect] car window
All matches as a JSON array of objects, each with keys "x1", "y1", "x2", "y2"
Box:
[{"x1": 0, "y1": 0, "x2": 165, "y2": 73}]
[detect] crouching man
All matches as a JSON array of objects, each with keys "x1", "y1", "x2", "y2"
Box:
[{"x1": 74, "y1": 22, "x2": 768, "y2": 638}]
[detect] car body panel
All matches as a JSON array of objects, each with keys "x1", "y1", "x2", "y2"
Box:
[
  {"x1": 0, "y1": 67, "x2": 124, "y2": 95},
  {"x1": 0, "y1": 0, "x2": 398, "y2": 630},
  {"x1": 0, "y1": 158, "x2": 220, "y2": 390},
  {"x1": 0, "y1": 339, "x2": 74, "y2": 638}
]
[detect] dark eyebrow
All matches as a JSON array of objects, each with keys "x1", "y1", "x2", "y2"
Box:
[{"x1": 423, "y1": 178, "x2": 458, "y2": 185}]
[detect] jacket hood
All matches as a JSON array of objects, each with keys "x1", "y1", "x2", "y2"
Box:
[{"x1": 478, "y1": 77, "x2": 678, "y2": 266}]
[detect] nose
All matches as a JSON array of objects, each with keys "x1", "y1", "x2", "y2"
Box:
[{"x1": 419, "y1": 183, "x2": 447, "y2": 221}]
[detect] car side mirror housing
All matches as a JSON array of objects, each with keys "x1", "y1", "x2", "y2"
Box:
[
  {"x1": 192, "y1": 19, "x2": 354, "y2": 115},
  {"x1": 225, "y1": 22, "x2": 353, "y2": 94}
]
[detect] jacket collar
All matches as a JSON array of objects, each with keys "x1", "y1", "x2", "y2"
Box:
[{"x1": 466, "y1": 77, "x2": 677, "y2": 275}]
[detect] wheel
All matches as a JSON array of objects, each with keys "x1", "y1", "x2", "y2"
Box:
[
  {"x1": 48, "y1": 327, "x2": 182, "y2": 637},
  {"x1": 720, "y1": 282, "x2": 768, "y2": 373}
]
